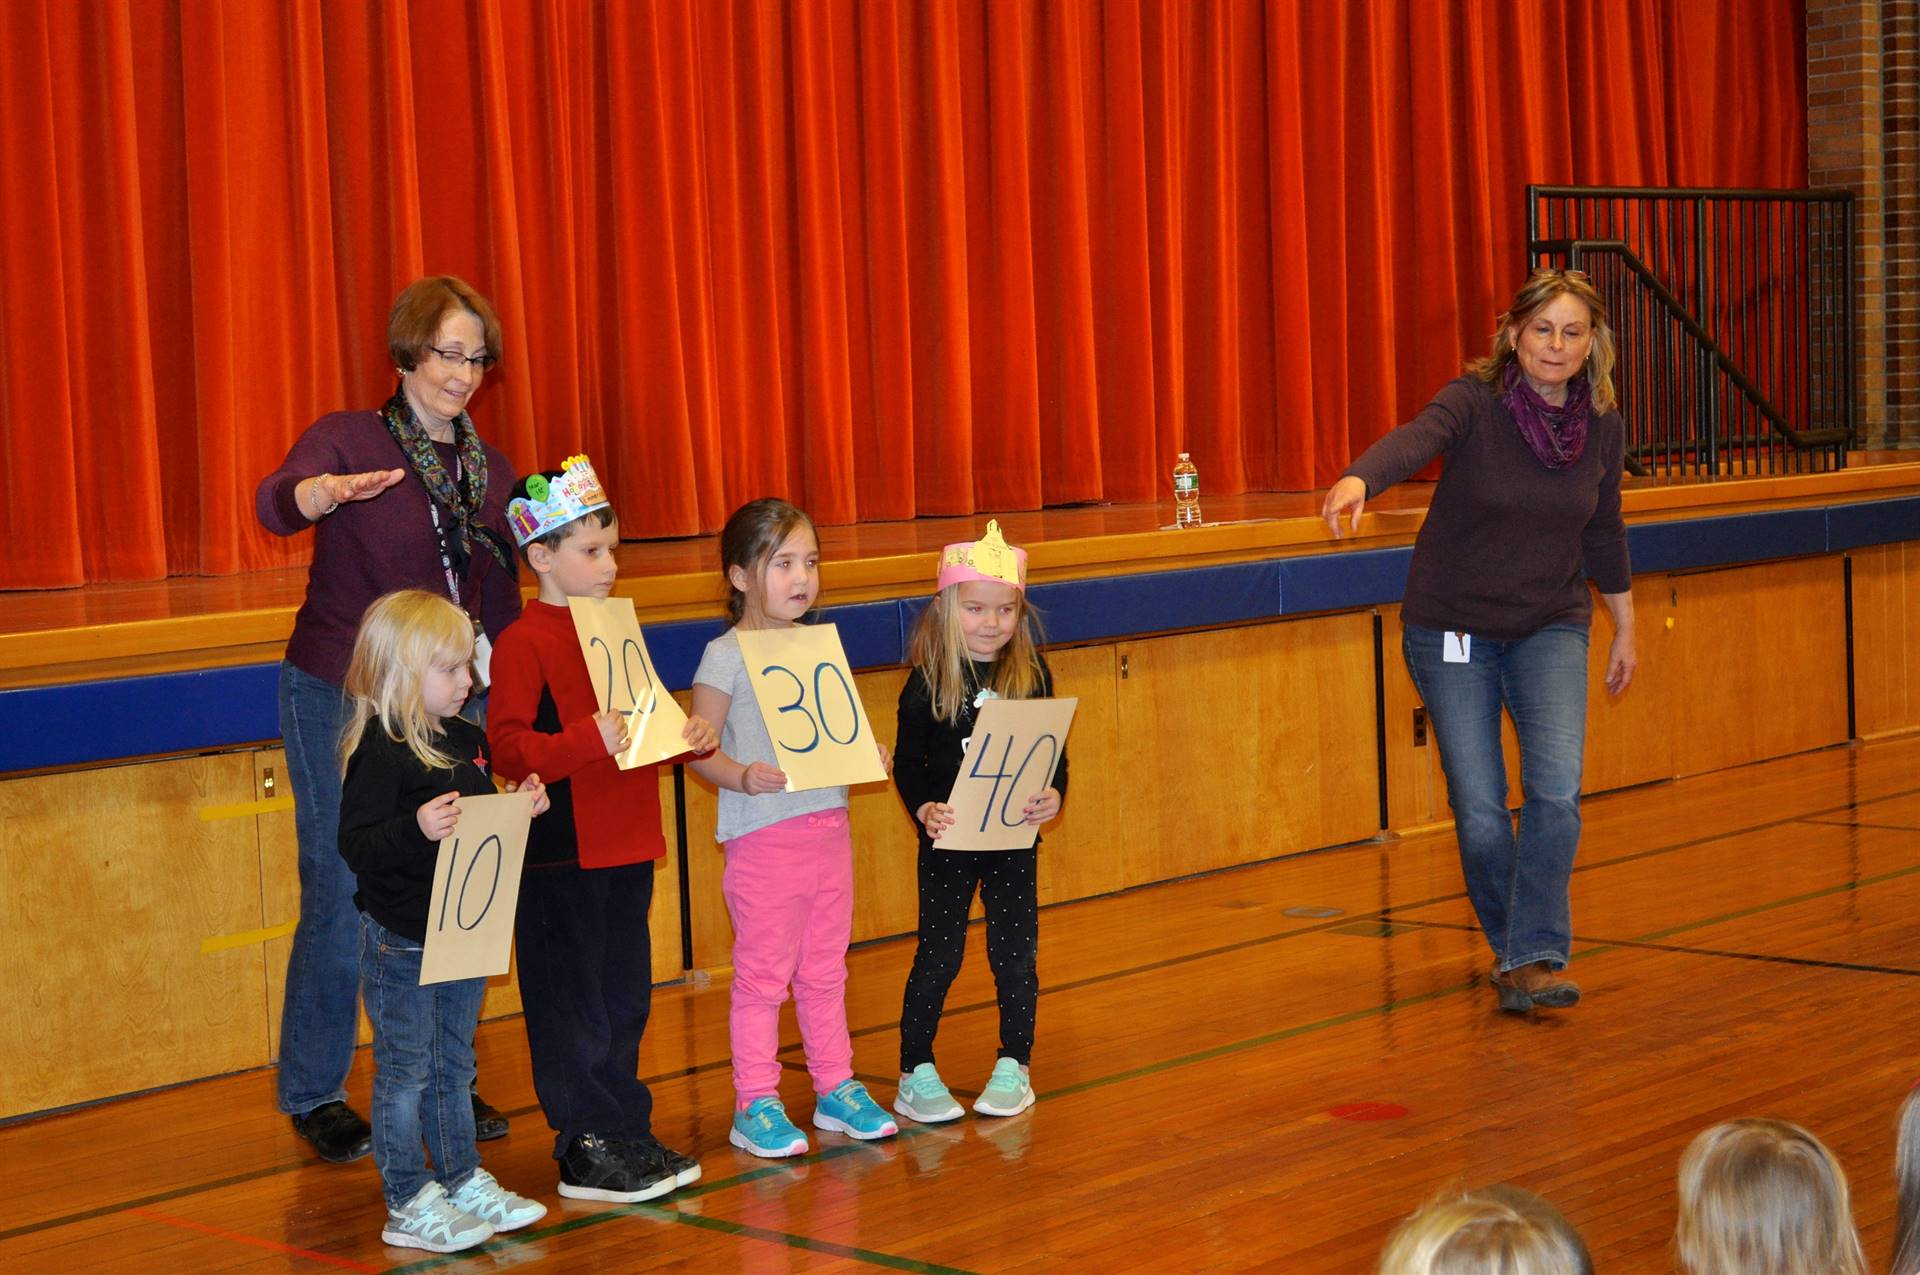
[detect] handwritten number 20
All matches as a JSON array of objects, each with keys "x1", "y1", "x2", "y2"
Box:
[
  {"x1": 436, "y1": 833, "x2": 503, "y2": 933},
  {"x1": 590, "y1": 636, "x2": 655, "y2": 716},
  {"x1": 760, "y1": 661, "x2": 861, "y2": 755}
]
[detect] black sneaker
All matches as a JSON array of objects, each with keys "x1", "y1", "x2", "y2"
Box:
[
  {"x1": 471, "y1": 1090, "x2": 509, "y2": 1142},
  {"x1": 290, "y1": 1100, "x2": 372, "y2": 1163},
  {"x1": 620, "y1": 1136, "x2": 702, "y2": 1188},
  {"x1": 557, "y1": 1133, "x2": 676, "y2": 1203}
]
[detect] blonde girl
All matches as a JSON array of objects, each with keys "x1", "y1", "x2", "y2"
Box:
[
  {"x1": 689, "y1": 499, "x2": 897, "y2": 1158},
  {"x1": 336, "y1": 590, "x2": 548, "y2": 1253},
  {"x1": 1379, "y1": 1185, "x2": 1591, "y2": 1275},
  {"x1": 1675, "y1": 1118, "x2": 1865, "y2": 1275},
  {"x1": 890, "y1": 521, "x2": 1065, "y2": 1125}
]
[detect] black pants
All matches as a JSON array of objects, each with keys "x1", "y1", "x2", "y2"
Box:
[
  {"x1": 515, "y1": 859, "x2": 655, "y2": 1156},
  {"x1": 898, "y1": 844, "x2": 1038, "y2": 1072}
]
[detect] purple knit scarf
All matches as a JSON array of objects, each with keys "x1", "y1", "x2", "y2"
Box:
[{"x1": 1501, "y1": 362, "x2": 1591, "y2": 469}]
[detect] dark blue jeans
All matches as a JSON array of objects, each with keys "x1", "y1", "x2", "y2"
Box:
[
  {"x1": 359, "y1": 914, "x2": 486, "y2": 1209},
  {"x1": 1403, "y1": 622, "x2": 1589, "y2": 972},
  {"x1": 276, "y1": 660, "x2": 357, "y2": 1116}
]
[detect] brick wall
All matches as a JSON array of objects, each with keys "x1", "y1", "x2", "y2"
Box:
[{"x1": 1808, "y1": 0, "x2": 1919, "y2": 448}]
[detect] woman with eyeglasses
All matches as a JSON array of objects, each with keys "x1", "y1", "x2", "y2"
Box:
[
  {"x1": 1321, "y1": 269, "x2": 1636, "y2": 1014},
  {"x1": 255, "y1": 276, "x2": 522, "y2": 1163}
]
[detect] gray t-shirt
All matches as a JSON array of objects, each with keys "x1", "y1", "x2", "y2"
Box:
[{"x1": 693, "y1": 627, "x2": 849, "y2": 842}]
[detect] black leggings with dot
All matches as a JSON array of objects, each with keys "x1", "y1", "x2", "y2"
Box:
[{"x1": 898, "y1": 844, "x2": 1038, "y2": 1072}]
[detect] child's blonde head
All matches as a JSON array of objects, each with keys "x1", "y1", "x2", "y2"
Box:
[
  {"x1": 1676, "y1": 1118, "x2": 1865, "y2": 1275},
  {"x1": 907, "y1": 582, "x2": 1046, "y2": 724},
  {"x1": 1894, "y1": 1089, "x2": 1920, "y2": 1275},
  {"x1": 1379, "y1": 1186, "x2": 1590, "y2": 1275},
  {"x1": 336, "y1": 590, "x2": 475, "y2": 776}
]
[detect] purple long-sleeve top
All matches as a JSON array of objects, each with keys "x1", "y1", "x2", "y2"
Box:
[
  {"x1": 1343, "y1": 376, "x2": 1631, "y2": 641},
  {"x1": 256, "y1": 410, "x2": 523, "y2": 686}
]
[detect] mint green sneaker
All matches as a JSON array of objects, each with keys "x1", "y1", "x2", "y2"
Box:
[
  {"x1": 973, "y1": 1057, "x2": 1034, "y2": 1117},
  {"x1": 813, "y1": 1079, "x2": 898, "y2": 1140},
  {"x1": 447, "y1": 1168, "x2": 546, "y2": 1233},
  {"x1": 729, "y1": 1097, "x2": 809, "y2": 1158},
  {"x1": 893, "y1": 1063, "x2": 964, "y2": 1124}
]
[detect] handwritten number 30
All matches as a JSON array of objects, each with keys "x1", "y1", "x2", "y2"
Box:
[
  {"x1": 436, "y1": 833, "x2": 503, "y2": 933},
  {"x1": 761, "y1": 661, "x2": 861, "y2": 755}
]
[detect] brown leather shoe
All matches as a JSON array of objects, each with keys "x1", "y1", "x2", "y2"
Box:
[{"x1": 1491, "y1": 960, "x2": 1580, "y2": 1013}]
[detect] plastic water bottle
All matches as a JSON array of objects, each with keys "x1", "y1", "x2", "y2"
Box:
[{"x1": 1173, "y1": 452, "x2": 1202, "y2": 527}]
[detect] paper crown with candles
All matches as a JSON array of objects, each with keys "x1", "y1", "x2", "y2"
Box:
[
  {"x1": 937, "y1": 520, "x2": 1027, "y2": 592},
  {"x1": 506, "y1": 454, "x2": 610, "y2": 546}
]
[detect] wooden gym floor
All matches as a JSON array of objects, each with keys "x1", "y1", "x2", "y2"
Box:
[{"x1": 4, "y1": 732, "x2": 1918, "y2": 1274}]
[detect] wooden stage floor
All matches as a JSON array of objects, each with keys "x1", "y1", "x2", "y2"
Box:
[{"x1": 4, "y1": 732, "x2": 1919, "y2": 1272}]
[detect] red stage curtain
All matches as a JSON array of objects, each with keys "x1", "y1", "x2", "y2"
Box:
[{"x1": 0, "y1": 0, "x2": 1806, "y2": 589}]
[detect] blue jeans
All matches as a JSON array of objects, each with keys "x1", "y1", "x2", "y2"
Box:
[
  {"x1": 276, "y1": 660, "x2": 358, "y2": 1116},
  {"x1": 276, "y1": 661, "x2": 489, "y2": 1116},
  {"x1": 360, "y1": 914, "x2": 486, "y2": 1209},
  {"x1": 1403, "y1": 622, "x2": 1589, "y2": 972}
]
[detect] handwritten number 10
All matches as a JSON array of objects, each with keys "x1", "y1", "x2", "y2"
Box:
[
  {"x1": 436, "y1": 833, "x2": 503, "y2": 933},
  {"x1": 965, "y1": 732, "x2": 1060, "y2": 831},
  {"x1": 760, "y1": 661, "x2": 861, "y2": 755},
  {"x1": 590, "y1": 636, "x2": 655, "y2": 716}
]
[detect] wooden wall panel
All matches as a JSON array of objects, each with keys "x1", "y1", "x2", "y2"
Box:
[
  {"x1": 1579, "y1": 575, "x2": 1679, "y2": 795},
  {"x1": 1671, "y1": 557, "x2": 1849, "y2": 775},
  {"x1": 1852, "y1": 541, "x2": 1920, "y2": 739},
  {"x1": 0, "y1": 754, "x2": 270, "y2": 1117},
  {"x1": 1031, "y1": 644, "x2": 1127, "y2": 907},
  {"x1": 1115, "y1": 614, "x2": 1380, "y2": 885}
]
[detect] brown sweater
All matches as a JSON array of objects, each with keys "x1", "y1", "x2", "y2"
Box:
[{"x1": 1343, "y1": 375, "x2": 1631, "y2": 640}]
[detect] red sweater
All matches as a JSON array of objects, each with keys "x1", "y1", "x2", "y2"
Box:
[{"x1": 488, "y1": 599, "x2": 666, "y2": 868}]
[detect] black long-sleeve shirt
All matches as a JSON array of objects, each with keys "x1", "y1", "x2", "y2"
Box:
[
  {"x1": 892, "y1": 655, "x2": 1070, "y2": 847},
  {"x1": 338, "y1": 714, "x2": 497, "y2": 941},
  {"x1": 1343, "y1": 375, "x2": 1631, "y2": 640}
]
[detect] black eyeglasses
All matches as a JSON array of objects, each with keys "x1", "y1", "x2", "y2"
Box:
[{"x1": 427, "y1": 345, "x2": 496, "y2": 371}]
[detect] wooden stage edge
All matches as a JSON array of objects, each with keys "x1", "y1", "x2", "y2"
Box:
[{"x1": 2, "y1": 455, "x2": 1917, "y2": 690}]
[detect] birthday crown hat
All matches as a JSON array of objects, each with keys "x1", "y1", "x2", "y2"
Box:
[
  {"x1": 937, "y1": 519, "x2": 1027, "y2": 591},
  {"x1": 506, "y1": 454, "x2": 610, "y2": 546}
]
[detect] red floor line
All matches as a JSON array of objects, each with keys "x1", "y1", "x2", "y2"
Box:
[{"x1": 128, "y1": 1207, "x2": 382, "y2": 1273}]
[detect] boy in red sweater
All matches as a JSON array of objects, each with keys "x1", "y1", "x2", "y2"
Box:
[{"x1": 488, "y1": 457, "x2": 718, "y2": 1203}]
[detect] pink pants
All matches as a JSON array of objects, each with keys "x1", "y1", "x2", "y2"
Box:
[{"x1": 721, "y1": 809, "x2": 854, "y2": 1103}]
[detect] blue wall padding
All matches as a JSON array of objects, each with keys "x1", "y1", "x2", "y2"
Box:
[
  {"x1": 1622, "y1": 508, "x2": 1828, "y2": 574},
  {"x1": 1827, "y1": 495, "x2": 1920, "y2": 552},
  {"x1": 1029, "y1": 561, "x2": 1280, "y2": 644},
  {"x1": 5, "y1": 497, "x2": 1916, "y2": 773},
  {"x1": 0, "y1": 663, "x2": 282, "y2": 774},
  {"x1": 1279, "y1": 547, "x2": 1415, "y2": 614}
]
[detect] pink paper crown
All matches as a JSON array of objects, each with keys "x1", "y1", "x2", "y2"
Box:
[
  {"x1": 937, "y1": 519, "x2": 1027, "y2": 592},
  {"x1": 506, "y1": 454, "x2": 609, "y2": 546}
]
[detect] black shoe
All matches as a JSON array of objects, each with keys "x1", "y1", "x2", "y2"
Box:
[
  {"x1": 620, "y1": 1136, "x2": 703, "y2": 1188},
  {"x1": 557, "y1": 1133, "x2": 676, "y2": 1203},
  {"x1": 471, "y1": 1090, "x2": 509, "y2": 1142},
  {"x1": 290, "y1": 1100, "x2": 372, "y2": 1163}
]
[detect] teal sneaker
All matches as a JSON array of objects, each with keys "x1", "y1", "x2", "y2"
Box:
[
  {"x1": 813, "y1": 1079, "x2": 899, "y2": 1140},
  {"x1": 973, "y1": 1058, "x2": 1035, "y2": 1117},
  {"x1": 893, "y1": 1063, "x2": 964, "y2": 1124},
  {"x1": 729, "y1": 1097, "x2": 809, "y2": 1158}
]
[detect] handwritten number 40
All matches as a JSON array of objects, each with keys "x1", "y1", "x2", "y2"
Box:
[
  {"x1": 965, "y1": 732, "x2": 1060, "y2": 831},
  {"x1": 436, "y1": 833, "x2": 503, "y2": 933},
  {"x1": 760, "y1": 661, "x2": 861, "y2": 755},
  {"x1": 589, "y1": 636, "x2": 655, "y2": 716}
]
